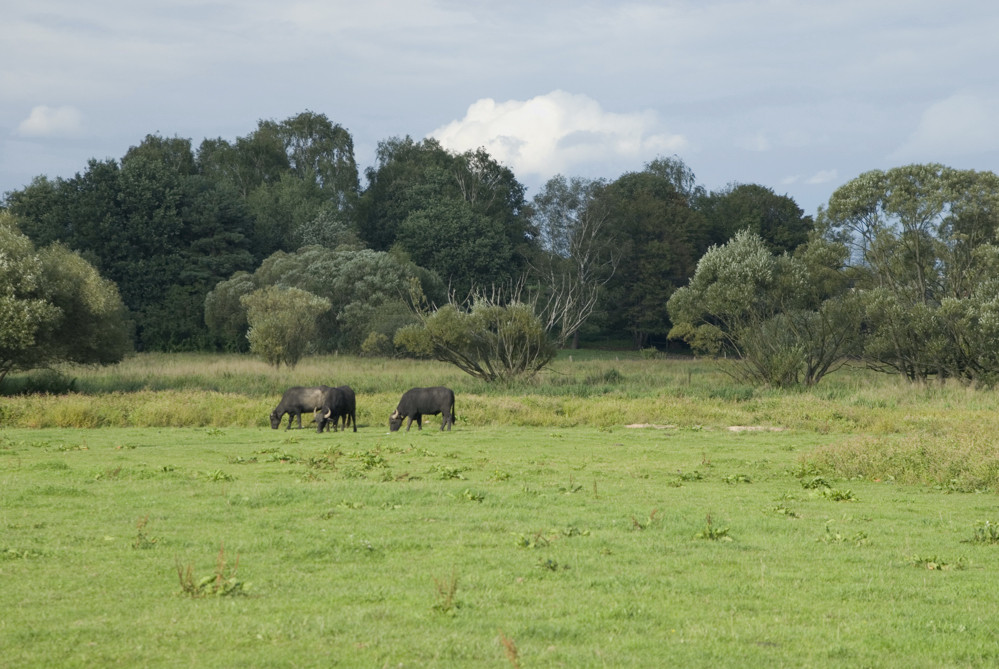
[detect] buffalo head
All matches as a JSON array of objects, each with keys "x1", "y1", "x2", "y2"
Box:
[{"x1": 389, "y1": 409, "x2": 403, "y2": 432}]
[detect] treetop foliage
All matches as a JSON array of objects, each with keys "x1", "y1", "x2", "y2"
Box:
[{"x1": 358, "y1": 136, "x2": 535, "y2": 297}]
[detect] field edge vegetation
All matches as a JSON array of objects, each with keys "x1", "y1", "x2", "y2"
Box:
[{"x1": 4, "y1": 352, "x2": 999, "y2": 491}]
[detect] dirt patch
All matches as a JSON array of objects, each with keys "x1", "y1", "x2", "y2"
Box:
[
  {"x1": 625, "y1": 423, "x2": 676, "y2": 429},
  {"x1": 727, "y1": 425, "x2": 785, "y2": 432}
]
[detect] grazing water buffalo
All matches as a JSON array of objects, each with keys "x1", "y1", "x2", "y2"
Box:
[
  {"x1": 270, "y1": 386, "x2": 329, "y2": 429},
  {"x1": 315, "y1": 385, "x2": 357, "y2": 433},
  {"x1": 389, "y1": 386, "x2": 456, "y2": 432}
]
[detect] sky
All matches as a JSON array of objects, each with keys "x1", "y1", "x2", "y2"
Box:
[{"x1": 3, "y1": 0, "x2": 998, "y2": 217}]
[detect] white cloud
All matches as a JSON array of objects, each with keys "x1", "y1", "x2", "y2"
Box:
[
  {"x1": 806, "y1": 169, "x2": 838, "y2": 185},
  {"x1": 892, "y1": 93, "x2": 999, "y2": 159},
  {"x1": 429, "y1": 91, "x2": 686, "y2": 179},
  {"x1": 16, "y1": 105, "x2": 83, "y2": 138}
]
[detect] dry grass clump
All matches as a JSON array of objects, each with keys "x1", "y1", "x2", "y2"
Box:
[
  {"x1": 804, "y1": 422, "x2": 999, "y2": 492},
  {"x1": 2, "y1": 391, "x2": 267, "y2": 428}
]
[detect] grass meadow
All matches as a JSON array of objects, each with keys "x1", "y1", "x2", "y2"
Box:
[{"x1": 3, "y1": 352, "x2": 999, "y2": 666}]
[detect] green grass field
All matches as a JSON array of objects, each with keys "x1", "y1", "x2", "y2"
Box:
[{"x1": 3, "y1": 354, "x2": 999, "y2": 666}]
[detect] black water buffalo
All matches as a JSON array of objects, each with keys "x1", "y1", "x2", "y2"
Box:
[
  {"x1": 389, "y1": 386, "x2": 456, "y2": 432},
  {"x1": 270, "y1": 386, "x2": 329, "y2": 429},
  {"x1": 315, "y1": 385, "x2": 357, "y2": 433}
]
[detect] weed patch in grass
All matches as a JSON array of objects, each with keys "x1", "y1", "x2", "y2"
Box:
[
  {"x1": 695, "y1": 514, "x2": 733, "y2": 541},
  {"x1": 2, "y1": 547, "x2": 48, "y2": 560},
  {"x1": 819, "y1": 487, "x2": 856, "y2": 502},
  {"x1": 910, "y1": 555, "x2": 967, "y2": 571},
  {"x1": 132, "y1": 516, "x2": 158, "y2": 549},
  {"x1": 176, "y1": 543, "x2": 248, "y2": 597},
  {"x1": 769, "y1": 503, "x2": 799, "y2": 518},
  {"x1": 432, "y1": 570, "x2": 460, "y2": 615},
  {"x1": 965, "y1": 521, "x2": 999, "y2": 544}
]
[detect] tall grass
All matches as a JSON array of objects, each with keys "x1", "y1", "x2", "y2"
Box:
[{"x1": 5, "y1": 351, "x2": 999, "y2": 489}]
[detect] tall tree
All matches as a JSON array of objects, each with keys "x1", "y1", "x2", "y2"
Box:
[
  {"x1": 6, "y1": 136, "x2": 256, "y2": 351},
  {"x1": 271, "y1": 111, "x2": 359, "y2": 207},
  {"x1": 358, "y1": 137, "x2": 535, "y2": 296},
  {"x1": 197, "y1": 111, "x2": 360, "y2": 258},
  {"x1": 595, "y1": 156, "x2": 710, "y2": 348},
  {"x1": 197, "y1": 126, "x2": 288, "y2": 199},
  {"x1": 696, "y1": 183, "x2": 813, "y2": 253},
  {"x1": 820, "y1": 164, "x2": 999, "y2": 383},
  {"x1": 358, "y1": 136, "x2": 455, "y2": 252}
]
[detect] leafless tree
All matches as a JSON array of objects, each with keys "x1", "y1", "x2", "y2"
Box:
[{"x1": 530, "y1": 175, "x2": 619, "y2": 347}]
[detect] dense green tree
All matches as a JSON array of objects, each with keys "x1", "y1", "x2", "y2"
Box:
[
  {"x1": 123, "y1": 134, "x2": 198, "y2": 176},
  {"x1": 241, "y1": 285, "x2": 330, "y2": 367},
  {"x1": 595, "y1": 156, "x2": 711, "y2": 348},
  {"x1": 696, "y1": 183, "x2": 813, "y2": 253},
  {"x1": 203, "y1": 271, "x2": 255, "y2": 351},
  {"x1": 398, "y1": 199, "x2": 514, "y2": 296},
  {"x1": 358, "y1": 137, "x2": 535, "y2": 296},
  {"x1": 197, "y1": 111, "x2": 359, "y2": 259},
  {"x1": 358, "y1": 137, "x2": 457, "y2": 252},
  {"x1": 244, "y1": 172, "x2": 326, "y2": 255},
  {"x1": 6, "y1": 137, "x2": 256, "y2": 351},
  {"x1": 0, "y1": 213, "x2": 130, "y2": 383},
  {"x1": 197, "y1": 125, "x2": 288, "y2": 199},
  {"x1": 820, "y1": 164, "x2": 999, "y2": 383},
  {"x1": 271, "y1": 111, "x2": 359, "y2": 206}
]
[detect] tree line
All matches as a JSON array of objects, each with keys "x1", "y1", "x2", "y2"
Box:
[{"x1": 3, "y1": 111, "x2": 995, "y2": 386}]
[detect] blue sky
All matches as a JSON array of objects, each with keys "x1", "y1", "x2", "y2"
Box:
[{"x1": 3, "y1": 0, "x2": 998, "y2": 216}]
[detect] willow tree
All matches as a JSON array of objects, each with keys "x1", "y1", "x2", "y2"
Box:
[
  {"x1": 820, "y1": 164, "x2": 999, "y2": 384},
  {"x1": 667, "y1": 231, "x2": 860, "y2": 387},
  {"x1": 394, "y1": 284, "x2": 557, "y2": 382}
]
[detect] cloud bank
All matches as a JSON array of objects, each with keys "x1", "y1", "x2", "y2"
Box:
[{"x1": 429, "y1": 91, "x2": 686, "y2": 180}]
